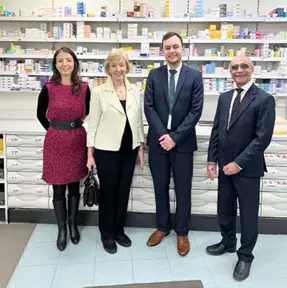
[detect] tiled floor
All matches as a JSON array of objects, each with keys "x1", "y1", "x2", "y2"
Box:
[{"x1": 8, "y1": 225, "x2": 287, "y2": 288}]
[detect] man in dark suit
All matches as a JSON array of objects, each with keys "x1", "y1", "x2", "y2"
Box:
[
  {"x1": 144, "y1": 32, "x2": 204, "y2": 256},
  {"x1": 206, "y1": 55, "x2": 275, "y2": 280}
]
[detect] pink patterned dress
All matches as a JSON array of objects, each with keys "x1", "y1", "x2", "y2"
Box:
[{"x1": 42, "y1": 82, "x2": 88, "y2": 185}]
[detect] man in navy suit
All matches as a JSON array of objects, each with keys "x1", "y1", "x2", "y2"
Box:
[
  {"x1": 206, "y1": 55, "x2": 275, "y2": 280},
  {"x1": 144, "y1": 32, "x2": 204, "y2": 256}
]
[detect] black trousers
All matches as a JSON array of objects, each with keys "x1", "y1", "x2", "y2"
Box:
[
  {"x1": 95, "y1": 148, "x2": 138, "y2": 239},
  {"x1": 218, "y1": 172, "x2": 261, "y2": 262},
  {"x1": 149, "y1": 150, "x2": 194, "y2": 236}
]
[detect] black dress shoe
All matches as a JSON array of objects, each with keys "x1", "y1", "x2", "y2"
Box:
[
  {"x1": 115, "y1": 232, "x2": 132, "y2": 247},
  {"x1": 206, "y1": 242, "x2": 236, "y2": 256},
  {"x1": 233, "y1": 260, "x2": 251, "y2": 281},
  {"x1": 101, "y1": 237, "x2": 117, "y2": 254}
]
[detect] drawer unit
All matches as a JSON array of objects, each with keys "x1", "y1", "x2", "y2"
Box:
[
  {"x1": 265, "y1": 140, "x2": 287, "y2": 153},
  {"x1": 8, "y1": 195, "x2": 49, "y2": 209},
  {"x1": 261, "y1": 204, "x2": 287, "y2": 217},
  {"x1": 6, "y1": 147, "x2": 43, "y2": 159},
  {"x1": 8, "y1": 184, "x2": 49, "y2": 197},
  {"x1": 132, "y1": 187, "x2": 175, "y2": 202},
  {"x1": 7, "y1": 159, "x2": 43, "y2": 172},
  {"x1": 263, "y1": 167, "x2": 287, "y2": 179},
  {"x1": 262, "y1": 178, "x2": 287, "y2": 193},
  {"x1": 192, "y1": 190, "x2": 217, "y2": 203},
  {"x1": 6, "y1": 134, "x2": 44, "y2": 147},
  {"x1": 7, "y1": 172, "x2": 45, "y2": 185},
  {"x1": 265, "y1": 153, "x2": 287, "y2": 167},
  {"x1": 132, "y1": 199, "x2": 175, "y2": 214}
]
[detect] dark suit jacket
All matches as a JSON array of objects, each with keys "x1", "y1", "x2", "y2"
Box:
[
  {"x1": 144, "y1": 64, "x2": 204, "y2": 153},
  {"x1": 208, "y1": 84, "x2": 276, "y2": 178}
]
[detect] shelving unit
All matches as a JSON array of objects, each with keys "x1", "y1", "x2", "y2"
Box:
[{"x1": 0, "y1": 1, "x2": 287, "y2": 225}]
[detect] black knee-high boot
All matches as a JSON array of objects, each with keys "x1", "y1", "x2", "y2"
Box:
[
  {"x1": 68, "y1": 195, "x2": 80, "y2": 244},
  {"x1": 53, "y1": 199, "x2": 67, "y2": 251}
]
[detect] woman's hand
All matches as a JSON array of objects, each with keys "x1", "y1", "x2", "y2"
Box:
[
  {"x1": 86, "y1": 155, "x2": 96, "y2": 170},
  {"x1": 137, "y1": 145, "x2": 144, "y2": 168}
]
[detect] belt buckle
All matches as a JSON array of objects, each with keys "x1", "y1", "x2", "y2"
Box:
[{"x1": 70, "y1": 121, "x2": 75, "y2": 128}]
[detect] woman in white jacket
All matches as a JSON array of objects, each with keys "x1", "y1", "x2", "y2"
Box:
[{"x1": 86, "y1": 48, "x2": 145, "y2": 254}]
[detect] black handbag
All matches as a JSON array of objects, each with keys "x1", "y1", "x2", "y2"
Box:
[{"x1": 83, "y1": 170, "x2": 100, "y2": 207}]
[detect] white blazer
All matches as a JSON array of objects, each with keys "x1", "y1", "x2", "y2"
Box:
[{"x1": 87, "y1": 76, "x2": 145, "y2": 151}]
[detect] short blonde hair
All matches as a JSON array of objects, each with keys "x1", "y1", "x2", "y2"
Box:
[{"x1": 104, "y1": 48, "x2": 130, "y2": 75}]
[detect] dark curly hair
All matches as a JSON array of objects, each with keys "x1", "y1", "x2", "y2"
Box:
[{"x1": 50, "y1": 47, "x2": 81, "y2": 95}]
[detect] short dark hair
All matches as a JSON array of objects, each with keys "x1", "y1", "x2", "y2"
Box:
[{"x1": 162, "y1": 32, "x2": 183, "y2": 47}]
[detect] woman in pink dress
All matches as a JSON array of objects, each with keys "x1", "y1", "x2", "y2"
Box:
[{"x1": 36, "y1": 47, "x2": 90, "y2": 251}]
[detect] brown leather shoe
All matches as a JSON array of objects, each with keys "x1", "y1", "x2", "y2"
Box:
[
  {"x1": 147, "y1": 230, "x2": 170, "y2": 246},
  {"x1": 177, "y1": 236, "x2": 190, "y2": 256}
]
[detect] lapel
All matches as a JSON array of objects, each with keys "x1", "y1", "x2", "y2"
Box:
[
  {"x1": 105, "y1": 77, "x2": 134, "y2": 115},
  {"x1": 162, "y1": 66, "x2": 169, "y2": 106},
  {"x1": 223, "y1": 90, "x2": 234, "y2": 132},
  {"x1": 125, "y1": 78, "x2": 135, "y2": 110},
  {"x1": 228, "y1": 84, "x2": 257, "y2": 130},
  {"x1": 174, "y1": 64, "x2": 188, "y2": 103}
]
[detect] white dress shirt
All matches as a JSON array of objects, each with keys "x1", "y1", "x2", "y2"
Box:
[
  {"x1": 228, "y1": 80, "x2": 254, "y2": 128},
  {"x1": 167, "y1": 62, "x2": 182, "y2": 129}
]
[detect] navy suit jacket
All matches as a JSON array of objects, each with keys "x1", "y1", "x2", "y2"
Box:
[
  {"x1": 208, "y1": 84, "x2": 276, "y2": 178},
  {"x1": 144, "y1": 64, "x2": 204, "y2": 153}
]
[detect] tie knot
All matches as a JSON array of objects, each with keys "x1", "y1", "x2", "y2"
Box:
[
  {"x1": 170, "y1": 69, "x2": 177, "y2": 75},
  {"x1": 236, "y1": 88, "x2": 244, "y2": 94}
]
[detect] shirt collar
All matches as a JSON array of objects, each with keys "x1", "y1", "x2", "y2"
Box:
[
  {"x1": 235, "y1": 80, "x2": 253, "y2": 92},
  {"x1": 167, "y1": 62, "x2": 182, "y2": 74}
]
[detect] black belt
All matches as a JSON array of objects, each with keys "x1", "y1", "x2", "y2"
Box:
[{"x1": 50, "y1": 119, "x2": 83, "y2": 130}]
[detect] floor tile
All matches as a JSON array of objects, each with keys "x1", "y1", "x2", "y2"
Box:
[
  {"x1": 28, "y1": 224, "x2": 58, "y2": 243},
  {"x1": 94, "y1": 261, "x2": 133, "y2": 286},
  {"x1": 79, "y1": 226, "x2": 99, "y2": 242},
  {"x1": 18, "y1": 242, "x2": 60, "y2": 266},
  {"x1": 52, "y1": 263, "x2": 94, "y2": 288},
  {"x1": 8, "y1": 265, "x2": 56, "y2": 288},
  {"x1": 58, "y1": 239, "x2": 97, "y2": 265},
  {"x1": 168, "y1": 256, "x2": 214, "y2": 284},
  {"x1": 133, "y1": 259, "x2": 172, "y2": 283}
]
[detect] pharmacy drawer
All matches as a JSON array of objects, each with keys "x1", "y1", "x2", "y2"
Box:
[
  {"x1": 6, "y1": 147, "x2": 43, "y2": 159},
  {"x1": 264, "y1": 167, "x2": 287, "y2": 179},
  {"x1": 7, "y1": 184, "x2": 49, "y2": 197},
  {"x1": 7, "y1": 172, "x2": 45, "y2": 185},
  {"x1": 132, "y1": 175, "x2": 159, "y2": 188},
  {"x1": 192, "y1": 190, "x2": 217, "y2": 203},
  {"x1": 265, "y1": 140, "x2": 287, "y2": 153},
  {"x1": 132, "y1": 187, "x2": 175, "y2": 202},
  {"x1": 265, "y1": 153, "x2": 287, "y2": 167},
  {"x1": 194, "y1": 152, "x2": 208, "y2": 164},
  {"x1": 191, "y1": 202, "x2": 217, "y2": 215},
  {"x1": 132, "y1": 199, "x2": 175, "y2": 214},
  {"x1": 134, "y1": 165, "x2": 151, "y2": 176},
  {"x1": 197, "y1": 139, "x2": 209, "y2": 152},
  {"x1": 192, "y1": 177, "x2": 218, "y2": 190},
  {"x1": 261, "y1": 192, "x2": 287, "y2": 205},
  {"x1": 6, "y1": 134, "x2": 44, "y2": 147},
  {"x1": 193, "y1": 165, "x2": 208, "y2": 177},
  {"x1": 7, "y1": 159, "x2": 43, "y2": 172},
  {"x1": 262, "y1": 178, "x2": 287, "y2": 193},
  {"x1": 261, "y1": 204, "x2": 287, "y2": 217},
  {"x1": 8, "y1": 195, "x2": 49, "y2": 209}
]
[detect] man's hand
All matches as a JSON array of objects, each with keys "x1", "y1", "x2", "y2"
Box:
[
  {"x1": 207, "y1": 163, "x2": 217, "y2": 180},
  {"x1": 223, "y1": 162, "x2": 241, "y2": 176},
  {"x1": 159, "y1": 134, "x2": 175, "y2": 151}
]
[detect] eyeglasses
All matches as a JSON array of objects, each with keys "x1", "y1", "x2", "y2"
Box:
[{"x1": 230, "y1": 63, "x2": 250, "y2": 70}]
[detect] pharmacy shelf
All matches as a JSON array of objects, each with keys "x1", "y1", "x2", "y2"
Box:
[
  {"x1": 1, "y1": 38, "x2": 282, "y2": 44},
  {"x1": 1, "y1": 16, "x2": 287, "y2": 23},
  {"x1": 0, "y1": 71, "x2": 286, "y2": 79},
  {"x1": 0, "y1": 54, "x2": 283, "y2": 62}
]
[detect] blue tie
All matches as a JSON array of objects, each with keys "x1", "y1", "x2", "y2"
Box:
[{"x1": 169, "y1": 69, "x2": 177, "y2": 113}]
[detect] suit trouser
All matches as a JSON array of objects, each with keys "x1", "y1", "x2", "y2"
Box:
[
  {"x1": 218, "y1": 171, "x2": 260, "y2": 262},
  {"x1": 95, "y1": 148, "x2": 138, "y2": 239},
  {"x1": 149, "y1": 149, "x2": 194, "y2": 236}
]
